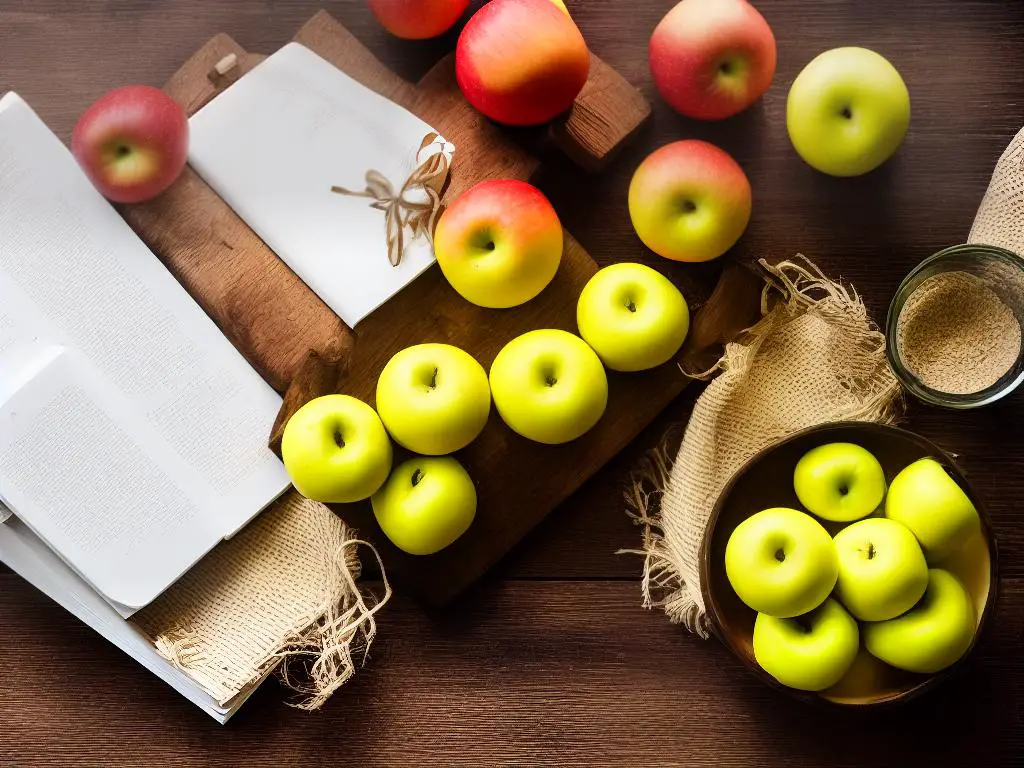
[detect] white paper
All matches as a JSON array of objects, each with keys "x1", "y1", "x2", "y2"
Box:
[
  {"x1": 0, "y1": 93, "x2": 291, "y2": 607},
  {"x1": 188, "y1": 42, "x2": 455, "y2": 327}
]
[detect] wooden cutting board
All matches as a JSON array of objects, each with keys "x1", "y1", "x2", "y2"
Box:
[{"x1": 120, "y1": 11, "x2": 728, "y2": 606}]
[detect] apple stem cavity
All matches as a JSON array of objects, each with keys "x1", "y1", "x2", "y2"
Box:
[
  {"x1": 840, "y1": 106, "x2": 853, "y2": 120},
  {"x1": 411, "y1": 468, "x2": 424, "y2": 487}
]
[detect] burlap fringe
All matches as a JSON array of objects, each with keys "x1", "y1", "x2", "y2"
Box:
[
  {"x1": 623, "y1": 257, "x2": 902, "y2": 636},
  {"x1": 154, "y1": 537, "x2": 391, "y2": 710}
]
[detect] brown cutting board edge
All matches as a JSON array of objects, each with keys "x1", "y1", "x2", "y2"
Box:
[{"x1": 122, "y1": 11, "x2": 689, "y2": 607}]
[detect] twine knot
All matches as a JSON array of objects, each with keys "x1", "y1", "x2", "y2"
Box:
[{"x1": 330, "y1": 132, "x2": 451, "y2": 268}]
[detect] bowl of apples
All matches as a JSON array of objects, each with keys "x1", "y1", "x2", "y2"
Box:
[{"x1": 700, "y1": 421, "x2": 997, "y2": 706}]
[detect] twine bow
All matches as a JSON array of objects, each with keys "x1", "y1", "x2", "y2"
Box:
[{"x1": 331, "y1": 132, "x2": 451, "y2": 268}]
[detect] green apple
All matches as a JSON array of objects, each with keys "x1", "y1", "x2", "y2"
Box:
[
  {"x1": 793, "y1": 442, "x2": 886, "y2": 522},
  {"x1": 371, "y1": 456, "x2": 477, "y2": 555},
  {"x1": 833, "y1": 518, "x2": 928, "y2": 621},
  {"x1": 863, "y1": 568, "x2": 976, "y2": 674},
  {"x1": 282, "y1": 394, "x2": 393, "y2": 503},
  {"x1": 375, "y1": 343, "x2": 491, "y2": 456},
  {"x1": 576, "y1": 263, "x2": 690, "y2": 372},
  {"x1": 725, "y1": 507, "x2": 839, "y2": 618},
  {"x1": 885, "y1": 458, "x2": 980, "y2": 562},
  {"x1": 753, "y1": 598, "x2": 860, "y2": 691},
  {"x1": 787, "y1": 47, "x2": 910, "y2": 177},
  {"x1": 488, "y1": 329, "x2": 608, "y2": 445}
]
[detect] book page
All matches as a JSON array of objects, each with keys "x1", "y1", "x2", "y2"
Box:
[
  {"x1": 0, "y1": 351, "x2": 224, "y2": 607},
  {"x1": 0, "y1": 93, "x2": 291, "y2": 602},
  {"x1": 189, "y1": 43, "x2": 455, "y2": 327}
]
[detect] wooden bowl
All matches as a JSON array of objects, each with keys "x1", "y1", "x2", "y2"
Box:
[{"x1": 700, "y1": 422, "x2": 998, "y2": 706}]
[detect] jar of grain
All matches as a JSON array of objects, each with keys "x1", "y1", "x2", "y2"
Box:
[{"x1": 886, "y1": 244, "x2": 1024, "y2": 408}]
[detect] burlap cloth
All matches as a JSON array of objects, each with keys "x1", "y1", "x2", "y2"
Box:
[
  {"x1": 629, "y1": 125, "x2": 1024, "y2": 637},
  {"x1": 133, "y1": 493, "x2": 390, "y2": 709}
]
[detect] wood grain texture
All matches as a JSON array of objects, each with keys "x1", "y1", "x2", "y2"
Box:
[
  {"x1": 0, "y1": 577, "x2": 1022, "y2": 767},
  {"x1": 2, "y1": 1, "x2": 1024, "y2": 765}
]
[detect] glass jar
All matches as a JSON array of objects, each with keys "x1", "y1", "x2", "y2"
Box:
[{"x1": 885, "y1": 243, "x2": 1024, "y2": 408}]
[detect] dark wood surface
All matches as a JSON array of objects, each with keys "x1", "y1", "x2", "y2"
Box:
[{"x1": 1, "y1": 1, "x2": 1022, "y2": 765}]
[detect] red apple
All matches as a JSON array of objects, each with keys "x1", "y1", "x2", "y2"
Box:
[
  {"x1": 650, "y1": 0, "x2": 777, "y2": 121},
  {"x1": 368, "y1": 0, "x2": 469, "y2": 40},
  {"x1": 456, "y1": 0, "x2": 590, "y2": 126},
  {"x1": 72, "y1": 85, "x2": 189, "y2": 204}
]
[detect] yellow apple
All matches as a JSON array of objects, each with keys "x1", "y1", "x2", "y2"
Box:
[
  {"x1": 281, "y1": 395, "x2": 393, "y2": 503},
  {"x1": 371, "y1": 456, "x2": 477, "y2": 555},
  {"x1": 434, "y1": 179, "x2": 563, "y2": 308},
  {"x1": 628, "y1": 140, "x2": 752, "y2": 263},
  {"x1": 576, "y1": 263, "x2": 689, "y2": 372},
  {"x1": 489, "y1": 329, "x2": 608, "y2": 444},
  {"x1": 375, "y1": 343, "x2": 491, "y2": 455}
]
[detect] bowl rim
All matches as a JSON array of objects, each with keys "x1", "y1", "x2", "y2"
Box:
[{"x1": 698, "y1": 420, "x2": 1000, "y2": 708}]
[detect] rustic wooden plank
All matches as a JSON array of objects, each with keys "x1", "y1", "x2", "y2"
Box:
[{"x1": 0, "y1": 576, "x2": 1021, "y2": 767}]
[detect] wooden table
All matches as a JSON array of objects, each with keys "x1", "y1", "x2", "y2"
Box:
[{"x1": 1, "y1": 2, "x2": 1022, "y2": 765}]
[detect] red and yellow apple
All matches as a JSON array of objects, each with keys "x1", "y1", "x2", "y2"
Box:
[
  {"x1": 368, "y1": 0, "x2": 469, "y2": 40},
  {"x1": 455, "y1": 0, "x2": 589, "y2": 126},
  {"x1": 434, "y1": 179, "x2": 563, "y2": 308},
  {"x1": 650, "y1": 0, "x2": 777, "y2": 121},
  {"x1": 628, "y1": 140, "x2": 752, "y2": 263},
  {"x1": 72, "y1": 85, "x2": 189, "y2": 204}
]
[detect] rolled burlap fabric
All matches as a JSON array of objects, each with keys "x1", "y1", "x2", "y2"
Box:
[
  {"x1": 630, "y1": 126, "x2": 1024, "y2": 637},
  {"x1": 970, "y1": 126, "x2": 1024, "y2": 255},
  {"x1": 627, "y1": 258, "x2": 903, "y2": 636}
]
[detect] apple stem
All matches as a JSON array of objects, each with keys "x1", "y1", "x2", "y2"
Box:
[
  {"x1": 333, "y1": 428, "x2": 345, "y2": 449},
  {"x1": 411, "y1": 468, "x2": 424, "y2": 487},
  {"x1": 429, "y1": 367, "x2": 438, "y2": 389}
]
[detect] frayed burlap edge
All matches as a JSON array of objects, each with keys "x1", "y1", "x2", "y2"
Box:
[
  {"x1": 136, "y1": 495, "x2": 392, "y2": 711},
  {"x1": 154, "y1": 539, "x2": 390, "y2": 711},
  {"x1": 622, "y1": 257, "x2": 903, "y2": 637}
]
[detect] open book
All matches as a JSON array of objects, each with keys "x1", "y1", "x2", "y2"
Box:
[
  {"x1": 0, "y1": 92, "x2": 291, "y2": 612},
  {"x1": 0, "y1": 92, "x2": 290, "y2": 721}
]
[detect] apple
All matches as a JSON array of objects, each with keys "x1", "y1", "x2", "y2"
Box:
[
  {"x1": 375, "y1": 343, "x2": 491, "y2": 455},
  {"x1": 455, "y1": 0, "x2": 590, "y2": 126},
  {"x1": 371, "y1": 456, "x2": 477, "y2": 555},
  {"x1": 725, "y1": 507, "x2": 838, "y2": 618},
  {"x1": 832, "y1": 518, "x2": 929, "y2": 622},
  {"x1": 753, "y1": 598, "x2": 860, "y2": 691},
  {"x1": 434, "y1": 179, "x2": 563, "y2": 308},
  {"x1": 793, "y1": 442, "x2": 887, "y2": 522},
  {"x1": 885, "y1": 458, "x2": 981, "y2": 562},
  {"x1": 649, "y1": 0, "x2": 777, "y2": 121},
  {"x1": 787, "y1": 47, "x2": 911, "y2": 177},
  {"x1": 628, "y1": 140, "x2": 752, "y2": 263},
  {"x1": 368, "y1": 0, "x2": 469, "y2": 39},
  {"x1": 72, "y1": 85, "x2": 189, "y2": 204},
  {"x1": 863, "y1": 568, "x2": 976, "y2": 674},
  {"x1": 576, "y1": 263, "x2": 690, "y2": 372},
  {"x1": 282, "y1": 395, "x2": 393, "y2": 503},
  {"x1": 489, "y1": 329, "x2": 607, "y2": 444}
]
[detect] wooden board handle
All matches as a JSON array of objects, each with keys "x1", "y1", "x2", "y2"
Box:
[{"x1": 550, "y1": 53, "x2": 652, "y2": 173}]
